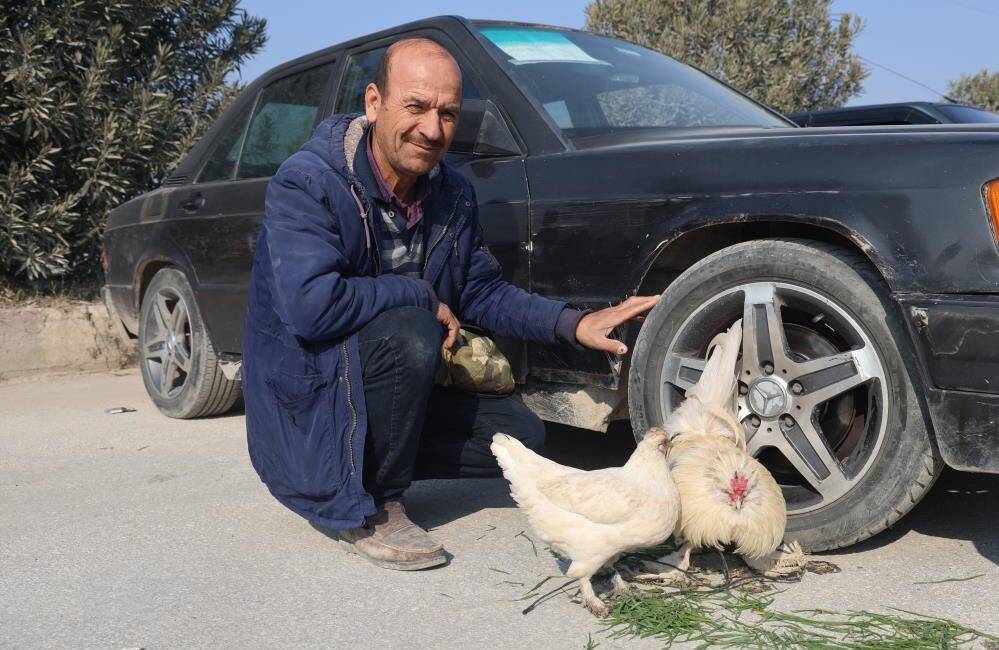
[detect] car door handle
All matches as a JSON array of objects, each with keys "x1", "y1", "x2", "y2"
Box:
[{"x1": 179, "y1": 193, "x2": 205, "y2": 213}]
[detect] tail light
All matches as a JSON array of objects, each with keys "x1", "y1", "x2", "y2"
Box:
[{"x1": 986, "y1": 180, "x2": 999, "y2": 245}]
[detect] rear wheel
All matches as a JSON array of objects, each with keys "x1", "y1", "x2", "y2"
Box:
[
  {"x1": 629, "y1": 238, "x2": 942, "y2": 551},
  {"x1": 138, "y1": 268, "x2": 241, "y2": 419}
]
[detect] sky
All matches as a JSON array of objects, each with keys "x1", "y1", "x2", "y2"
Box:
[{"x1": 236, "y1": 0, "x2": 999, "y2": 107}]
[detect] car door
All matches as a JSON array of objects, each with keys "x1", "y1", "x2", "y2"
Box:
[
  {"x1": 330, "y1": 33, "x2": 534, "y2": 378},
  {"x1": 168, "y1": 58, "x2": 338, "y2": 355}
]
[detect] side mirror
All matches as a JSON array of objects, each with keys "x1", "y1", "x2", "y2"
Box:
[{"x1": 452, "y1": 99, "x2": 520, "y2": 157}]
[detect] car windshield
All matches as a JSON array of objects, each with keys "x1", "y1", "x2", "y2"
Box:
[
  {"x1": 477, "y1": 26, "x2": 789, "y2": 143},
  {"x1": 936, "y1": 104, "x2": 999, "y2": 124}
]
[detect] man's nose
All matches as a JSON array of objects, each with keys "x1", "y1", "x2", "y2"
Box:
[{"x1": 417, "y1": 112, "x2": 444, "y2": 144}]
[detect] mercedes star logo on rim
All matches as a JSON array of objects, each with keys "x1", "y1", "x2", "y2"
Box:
[{"x1": 748, "y1": 377, "x2": 787, "y2": 418}]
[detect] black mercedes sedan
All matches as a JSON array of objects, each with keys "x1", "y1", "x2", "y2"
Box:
[{"x1": 102, "y1": 16, "x2": 999, "y2": 552}]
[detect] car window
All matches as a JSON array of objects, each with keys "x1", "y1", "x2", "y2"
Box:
[
  {"x1": 333, "y1": 44, "x2": 481, "y2": 115},
  {"x1": 236, "y1": 62, "x2": 334, "y2": 180},
  {"x1": 199, "y1": 102, "x2": 253, "y2": 183}
]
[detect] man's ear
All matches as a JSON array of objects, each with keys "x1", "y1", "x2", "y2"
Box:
[{"x1": 364, "y1": 82, "x2": 381, "y2": 124}]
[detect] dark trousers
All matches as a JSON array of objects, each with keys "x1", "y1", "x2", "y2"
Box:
[{"x1": 358, "y1": 306, "x2": 546, "y2": 502}]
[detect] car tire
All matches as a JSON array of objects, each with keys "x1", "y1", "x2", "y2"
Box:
[
  {"x1": 138, "y1": 267, "x2": 241, "y2": 419},
  {"x1": 629, "y1": 238, "x2": 943, "y2": 551}
]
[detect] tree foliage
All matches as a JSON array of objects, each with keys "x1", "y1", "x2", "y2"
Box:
[
  {"x1": 584, "y1": 0, "x2": 867, "y2": 114},
  {"x1": 947, "y1": 69, "x2": 999, "y2": 112},
  {"x1": 0, "y1": 0, "x2": 266, "y2": 283}
]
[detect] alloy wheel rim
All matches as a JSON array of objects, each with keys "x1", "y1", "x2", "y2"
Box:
[
  {"x1": 659, "y1": 281, "x2": 889, "y2": 514},
  {"x1": 143, "y1": 288, "x2": 193, "y2": 399}
]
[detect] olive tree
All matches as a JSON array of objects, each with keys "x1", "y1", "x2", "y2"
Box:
[
  {"x1": 0, "y1": 0, "x2": 266, "y2": 284},
  {"x1": 584, "y1": 0, "x2": 867, "y2": 114},
  {"x1": 948, "y1": 69, "x2": 999, "y2": 112}
]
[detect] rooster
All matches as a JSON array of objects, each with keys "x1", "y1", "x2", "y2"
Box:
[
  {"x1": 639, "y1": 320, "x2": 804, "y2": 582},
  {"x1": 491, "y1": 427, "x2": 679, "y2": 617}
]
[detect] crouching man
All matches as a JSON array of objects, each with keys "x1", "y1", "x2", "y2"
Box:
[{"x1": 243, "y1": 37, "x2": 656, "y2": 570}]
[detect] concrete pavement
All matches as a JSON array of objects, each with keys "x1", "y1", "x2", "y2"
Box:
[{"x1": 1, "y1": 369, "x2": 996, "y2": 649}]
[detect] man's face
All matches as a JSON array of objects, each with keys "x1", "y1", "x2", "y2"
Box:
[{"x1": 365, "y1": 47, "x2": 462, "y2": 179}]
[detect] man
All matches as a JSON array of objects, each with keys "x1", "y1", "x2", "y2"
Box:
[{"x1": 243, "y1": 38, "x2": 657, "y2": 570}]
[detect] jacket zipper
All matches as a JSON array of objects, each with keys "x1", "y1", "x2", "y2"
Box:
[
  {"x1": 422, "y1": 191, "x2": 464, "y2": 275},
  {"x1": 349, "y1": 183, "x2": 381, "y2": 276},
  {"x1": 341, "y1": 341, "x2": 358, "y2": 474}
]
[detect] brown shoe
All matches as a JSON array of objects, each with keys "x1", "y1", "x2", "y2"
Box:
[{"x1": 336, "y1": 499, "x2": 447, "y2": 571}]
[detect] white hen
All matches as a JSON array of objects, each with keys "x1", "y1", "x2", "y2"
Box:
[
  {"x1": 642, "y1": 320, "x2": 801, "y2": 582},
  {"x1": 491, "y1": 428, "x2": 679, "y2": 617}
]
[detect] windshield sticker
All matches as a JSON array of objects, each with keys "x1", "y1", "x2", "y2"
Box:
[{"x1": 481, "y1": 28, "x2": 606, "y2": 66}]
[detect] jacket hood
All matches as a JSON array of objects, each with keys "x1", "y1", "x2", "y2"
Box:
[{"x1": 303, "y1": 113, "x2": 442, "y2": 205}]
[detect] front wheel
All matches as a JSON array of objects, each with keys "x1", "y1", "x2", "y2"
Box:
[
  {"x1": 629, "y1": 238, "x2": 942, "y2": 551},
  {"x1": 138, "y1": 268, "x2": 241, "y2": 419}
]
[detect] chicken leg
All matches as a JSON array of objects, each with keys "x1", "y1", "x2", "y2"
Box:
[
  {"x1": 568, "y1": 560, "x2": 610, "y2": 617},
  {"x1": 607, "y1": 554, "x2": 631, "y2": 597},
  {"x1": 578, "y1": 576, "x2": 609, "y2": 617},
  {"x1": 635, "y1": 540, "x2": 693, "y2": 584}
]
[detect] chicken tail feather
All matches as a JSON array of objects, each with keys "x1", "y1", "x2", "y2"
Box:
[
  {"x1": 686, "y1": 319, "x2": 743, "y2": 410},
  {"x1": 671, "y1": 319, "x2": 746, "y2": 448}
]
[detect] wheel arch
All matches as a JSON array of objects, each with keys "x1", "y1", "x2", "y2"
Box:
[
  {"x1": 634, "y1": 217, "x2": 888, "y2": 298},
  {"x1": 132, "y1": 253, "x2": 199, "y2": 318}
]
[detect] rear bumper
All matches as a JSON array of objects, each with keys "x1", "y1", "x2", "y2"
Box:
[{"x1": 898, "y1": 294, "x2": 999, "y2": 472}]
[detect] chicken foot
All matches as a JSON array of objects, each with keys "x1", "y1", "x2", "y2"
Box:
[
  {"x1": 742, "y1": 541, "x2": 807, "y2": 578},
  {"x1": 578, "y1": 576, "x2": 609, "y2": 617},
  {"x1": 633, "y1": 541, "x2": 693, "y2": 584},
  {"x1": 610, "y1": 571, "x2": 631, "y2": 596},
  {"x1": 607, "y1": 554, "x2": 632, "y2": 597}
]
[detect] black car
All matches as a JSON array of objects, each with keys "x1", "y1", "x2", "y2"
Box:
[
  {"x1": 788, "y1": 101, "x2": 999, "y2": 127},
  {"x1": 102, "y1": 17, "x2": 999, "y2": 552}
]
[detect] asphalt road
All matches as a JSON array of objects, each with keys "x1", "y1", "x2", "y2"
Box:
[{"x1": 1, "y1": 369, "x2": 997, "y2": 649}]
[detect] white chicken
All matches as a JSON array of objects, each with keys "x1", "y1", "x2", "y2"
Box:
[
  {"x1": 641, "y1": 319, "x2": 803, "y2": 582},
  {"x1": 490, "y1": 427, "x2": 679, "y2": 617}
]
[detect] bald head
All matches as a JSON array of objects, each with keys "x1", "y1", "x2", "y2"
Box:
[{"x1": 375, "y1": 38, "x2": 461, "y2": 98}]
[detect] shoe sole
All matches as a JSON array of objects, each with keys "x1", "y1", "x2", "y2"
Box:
[{"x1": 335, "y1": 538, "x2": 448, "y2": 571}]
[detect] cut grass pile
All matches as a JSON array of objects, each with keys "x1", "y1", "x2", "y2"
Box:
[{"x1": 603, "y1": 582, "x2": 998, "y2": 649}]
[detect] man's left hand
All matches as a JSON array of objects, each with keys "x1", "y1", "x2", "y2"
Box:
[{"x1": 575, "y1": 295, "x2": 660, "y2": 355}]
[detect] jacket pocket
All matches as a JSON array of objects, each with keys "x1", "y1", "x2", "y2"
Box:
[{"x1": 265, "y1": 371, "x2": 328, "y2": 430}]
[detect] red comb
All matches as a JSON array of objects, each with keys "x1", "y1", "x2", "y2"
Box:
[{"x1": 729, "y1": 475, "x2": 749, "y2": 501}]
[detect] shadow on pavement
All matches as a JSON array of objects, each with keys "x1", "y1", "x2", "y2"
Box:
[
  {"x1": 407, "y1": 421, "x2": 637, "y2": 530},
  {"x1": 838, "y1": 468, "x2": 998, "y2": 565}
]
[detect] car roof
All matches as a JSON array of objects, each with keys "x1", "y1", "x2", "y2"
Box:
[{"x1": 247, "y1": 15, "x2": 585, "y2": 87}]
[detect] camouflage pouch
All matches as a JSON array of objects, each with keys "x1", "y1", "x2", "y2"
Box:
[{"x1": 434, "y1": 329, "x2": 515, "y2": 395}]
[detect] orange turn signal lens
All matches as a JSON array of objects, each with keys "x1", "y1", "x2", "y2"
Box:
[{"x1": 987, "y1": 180, "x2": 999, "y2": 244}]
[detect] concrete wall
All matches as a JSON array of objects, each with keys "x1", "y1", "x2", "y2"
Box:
[{"x1": 0, "y1": 302, "x2": 137, "y2": 382}]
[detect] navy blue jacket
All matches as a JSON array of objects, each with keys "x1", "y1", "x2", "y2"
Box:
[{"x1": 243, "y1": 114, "x2": 567, "y2": 529}]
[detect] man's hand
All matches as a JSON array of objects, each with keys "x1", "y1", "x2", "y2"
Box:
[
  {"x1": 436, "y1": 301, "x2": 461, "y2": 349},
  {"x1": 575, "y1": 295, "x2": 660, "y2": 355}
]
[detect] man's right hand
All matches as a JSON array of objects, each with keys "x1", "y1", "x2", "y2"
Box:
[{"x1": 436, "y1": 302, "x2": 460, "y2": 349}]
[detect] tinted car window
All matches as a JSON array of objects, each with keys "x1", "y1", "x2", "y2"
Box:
[
  {"x1": 236, "y1": 63, "x2": 333, "y2": 179},
  {"x1": 200, "y1": 103, "x2": 252, "y2": 183},
  {"x1": 333, "y1": 44, "x2": 481, "y2": 115}
]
